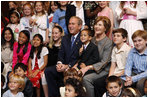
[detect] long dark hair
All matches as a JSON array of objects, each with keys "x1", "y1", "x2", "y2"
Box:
[
  {"x1": 30, "y1": 34, "x2": 44, "y2": 59},
  {"x1": 17, "y1": 30, "x2": 30, "y2": 54},
  {"x1": 48, "y1": 1, "x2": 59, "y2": 15},
  {"x1": 1, "y1": 27, "x2": 15, "y2": 50}
]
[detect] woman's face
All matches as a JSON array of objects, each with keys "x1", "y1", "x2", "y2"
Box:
[
  {"x1": 4, "y1": 30, "x2": 12, "y2": 42},
  {"x1": 94, "y1": 21, "x2": 106, "y2": 35},
  {"x1": 32, "y1": 36, "x2": 42, "y2": 47},
  {"x1": 52, "y1": 27, "x2": 62, "y2": 42}
]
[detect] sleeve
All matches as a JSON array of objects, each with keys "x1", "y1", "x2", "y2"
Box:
[
  {"x1": 124, "y1": 49, "x2": 134, "y2": 77},
  {"x1": 115, "y1": 3, "x2": 123, "y2": 20},
  {"x1": 65, "y1": 5, "x2": 71, "y2": 28},
  {"x1": 111, "y1": 47, "x2": 117, "y2": 62},
  {"x1": 132, "y1": 71, "x2": 147, "y2": 83},
  {"x1": 2, "y1": 91, "x2": 8, "y2": 97},
  {"x1": 52, "y1": 9, "x2": 59, "y2": 24},
  {"x1": 93, "y1": 40, "x2": 113, "y2": 73},
  {"x1": 42, "y1": 47, "x2": 49, "y2": 56},
  {"x1": 12, "y1": 42, "x2": 18, "y2": 69},
  {"x1": 36, "y1": 15, "x2": 47, "y2": 30},
  {"x1": 136, "y1": 1, "x2": 147, "y2": 19},
  {"x1": 21, "y1": 43, "x2": 32, "y2": 66}
]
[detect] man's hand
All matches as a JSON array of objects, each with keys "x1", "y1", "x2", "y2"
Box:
[
  {"x1": 124, "y1": 76, "x2": 133, "y2": 86},
  {"x1": 56, "y1": 64, "x2": 69, "y2": 72}
]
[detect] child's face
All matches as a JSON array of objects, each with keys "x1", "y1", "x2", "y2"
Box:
[
  {"x1": 15, "y1": 67, "x2": 26, "y2": 78},
  {"x1": 10, "y1": 14, "x2": 19, "y2": 24},
  {"x1": 59, "y1": 1, "x2": 68, "y2": 6},
  {"x1": 133, "y1": 36, "x2": 147, "y2": 53},
  {"x1": 8, "y1": 79, "x2": 20, "y2": 92},
  {"x1": 98, "y1": 1, "x2": 108, "y2": 9},
  {"x1": 9, "y1": 2, "x2": 17, "y2": 10},
  {"x1": 65, "y1": 84, "x2": 77, "y2": 97},
  {"x1": 113, "y1": 32, "x2": 126, "y2": 45},
  {"x1": 33, "y1": 36, "x2": 42, "y2": 47},
  {"x1": 18, "y1": 32, "x2": 28, "y2": 45},
  {"x1": 80, "y1": 30, "x2": 91, "y2": 44},
  {"x1": 23, "y1": 5, "x2": 32, "y2": 16},
  {"x1": 107, "y1": 82, "x2": 122, "y2": 97},
  {"x1": 4, "y1": 30, "x2": 12, "y2": 42},
  {"x1": 52, "y1": 27, "x2": 62, "y2": 42},
  {"x1": 94, "y1": 21, "x2": 106, "y2": 35},
  {"x1": 35, "y1": 2, "x2": 43, "y2": 13},
  {"x1": 51, "y1": 2, "x2": 58, "y2": 12}
]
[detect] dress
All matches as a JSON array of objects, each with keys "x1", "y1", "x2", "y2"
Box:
[
  {"x1": 31, "y1": 14, "x2": 47, "y2": 41},
  {"x1": 115, "y1": 1, "x2": 146, "y2": 47},
  {"x1": 12, "y1": 42, "x2": 32, "y2": 69},
  {"x1": 7, "y1": 24, "x2": 24, "y2": 41},
  {"x1": 2, "y1": 90, "x2": 24, "y2": 97}
]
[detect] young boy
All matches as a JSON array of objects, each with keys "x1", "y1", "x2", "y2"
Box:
[
  {"x1": 109, "y1": 28, "x2": 131, "y2": 77},
  {"x1": 124, "y1": 30, "x2": 147, "y2": 95},
  {"x1": 103, "y1": 75, "x2": 123, "y2": 97},
  {"x1": 13, "y1": 63, "x2": 33, "y2": 97},
  {"x1": 74, "y1": 29, "x2": 99, "y2": 74}
]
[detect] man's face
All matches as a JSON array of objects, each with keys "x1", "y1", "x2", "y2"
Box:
[{"x1": 68, "y1": 17, "x2": 82, "y2": 35}]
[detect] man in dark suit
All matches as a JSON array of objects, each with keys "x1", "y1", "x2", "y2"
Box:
[{"x1": 44, "y1": 16, "x2": 82, "y2": 97}]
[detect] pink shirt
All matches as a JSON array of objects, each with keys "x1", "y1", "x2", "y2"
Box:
[{"x1": 12, "y1": 42, "x2": 32, "y2": 69}]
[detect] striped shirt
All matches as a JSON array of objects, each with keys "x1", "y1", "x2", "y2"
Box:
[{"x1": 124, "y1": 48, "x2": 147, "y2": 82}]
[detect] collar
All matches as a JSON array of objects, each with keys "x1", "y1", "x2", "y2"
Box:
[
  {"x1": 72, "y1": 32, "x2": 79, "y2": 39},
  {"x1": 114, "y1": 43, "x2": 130, "y2": 53},
  {"x1": 71, "y1": 1, "x2": 84, "y2": 8},
  {"x1": 83, "y1": 42, "x2": 90, "y2": 49},
  {"x1": 132, "y1": 47, "x2": 147, "y2": 56}
]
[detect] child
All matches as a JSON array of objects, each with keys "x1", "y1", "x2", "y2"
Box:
[
  {"x1": 13, "y1": 63, "x2": 33, "y2": 97},
  {"x1": 115, "y1": 1, "x2": 146, "y2": 47},
  {"x1": 65, "y1": 78, "x2": 86, "y2": 97},
  {"x1": 121, "y1": 87, "x2": 141, "y2": 97},
  {"x1": 47, "y1": 1, "x2": 59, "y2": 37},
  {"x1": 97, "y1": 1, "x2": 114, "y2": 39},
  {"x1": 74, "y1": 29, "x2": 99, "y2": 75},
  {"x1": 12, "y1": 30, "x2": 32, "y2": 69},
  {"x1": 1, "y1": 27, "x2": 15, "y2": 79},
  {"x1": 103, "y1": 75, "x2": 122, "y2": 97},
  {"x1": 60, "y1": 68, "x2": 83, "y2": 97},
  {"x1": 30, "y1": 1, "x2": 48, "y2": 44},
  {"x1": 7, "y1": 10, "x2": 24, "y2": 41},
  {"x1": 28, "y1": 34, "x2": 48, "y2": 97},
  {"x1": 2, "y1": 74, "x2": 25, "y2": 97},
  {"x1": 52, "y1": 1, "x2": 69, "y2": 35},
  {"x1": 20, "y1": 3, "x2": 33, "y2": 40},
  {"x1": 124, "y1": 30, "x2": 147, "y2": 91},
  {"x1": 108, "y1": 28, "x2": 131, "y2": 77}
]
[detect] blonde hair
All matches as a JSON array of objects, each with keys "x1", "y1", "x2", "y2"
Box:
[
  {"x1": 9, "y1": 74, "x2": 25, "y2": 92},
  {"x1": 132, "y1": 30, "x2": 147, "y2": 41},
  {"x1": 49, "y1": 25, "x2": 64, "y2": 49},
  {"x1": 23, "y1": 3, "x2": 34, "y2": 16}
]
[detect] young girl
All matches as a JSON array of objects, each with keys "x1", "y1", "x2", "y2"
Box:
[
  {"x1": 7, "y1": 10, "x2": 24, "y2": 41},
  {"x1": 30, "y1": 1, "x2": 48, "y2": 44},
  {"x1": 97, "y1": 1, "x2": 114, "y2": 39},
  {"x1": 2, "y1": 74, "x2": 25, "y2": 97},
  {"x1": 12, "y1": 30, "x2": 31, "y2": 69},
  {"x1": 65, "y1": 78, "x2": 86, "y2": 97},
  {"x1": 1, "y1": 27, "x2": 15, "y2": 87},
  {"x1": 121, "y1": 87, "x2": 141, "y2": 97},
  {"x1": 20, "y1": 3, "x2": 33, "y2": 40},
  {"x1": 52, "y1": 1, "x2": 69, "y2": 35},
  {"x1": 28, "y1": 34, "x2": 48, "y2": 97},
  {"x1": 115, "y1": 1, "x2": 146, "y2": 47},
  {"x1": 47, "y1": 1, "x2": 59, "y2": 37}
]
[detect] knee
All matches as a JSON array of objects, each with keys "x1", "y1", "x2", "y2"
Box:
[{"x1": 83, "y1": 75, "x2": 93, "y2": 83}]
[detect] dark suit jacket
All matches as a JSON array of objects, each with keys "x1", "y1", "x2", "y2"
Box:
[
  {"x1": 58, "y1": 33, "x2": 82, "y2": 67},
  {"x1": 78, "y1": 42, "x2": 100, "y2": 68},
  {"x1": 65, "y1": 3, "x2": 90, "y2": 28}
]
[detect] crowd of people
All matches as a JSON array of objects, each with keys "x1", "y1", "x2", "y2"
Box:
[{"x1": 1, "y1": 1, "x2": 147, "y2": 97}]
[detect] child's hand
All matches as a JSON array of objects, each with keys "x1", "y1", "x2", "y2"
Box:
[
  {"x1": 80, "y1": 63, "x2": 86, "y2": 68},
  {"x1": 29, "y1": 18, "x2": 34, "y2": 25},
  {"x1": 79, "y1": 45, "x2": 84, "y2": 55}
]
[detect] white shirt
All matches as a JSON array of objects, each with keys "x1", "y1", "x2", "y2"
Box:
[
  {"x1": 111, "y1": 43, "x2": 131, "y2": 75},
  {"x1": 31, "y1": 47, "x2": 48, "y2": 69}
]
